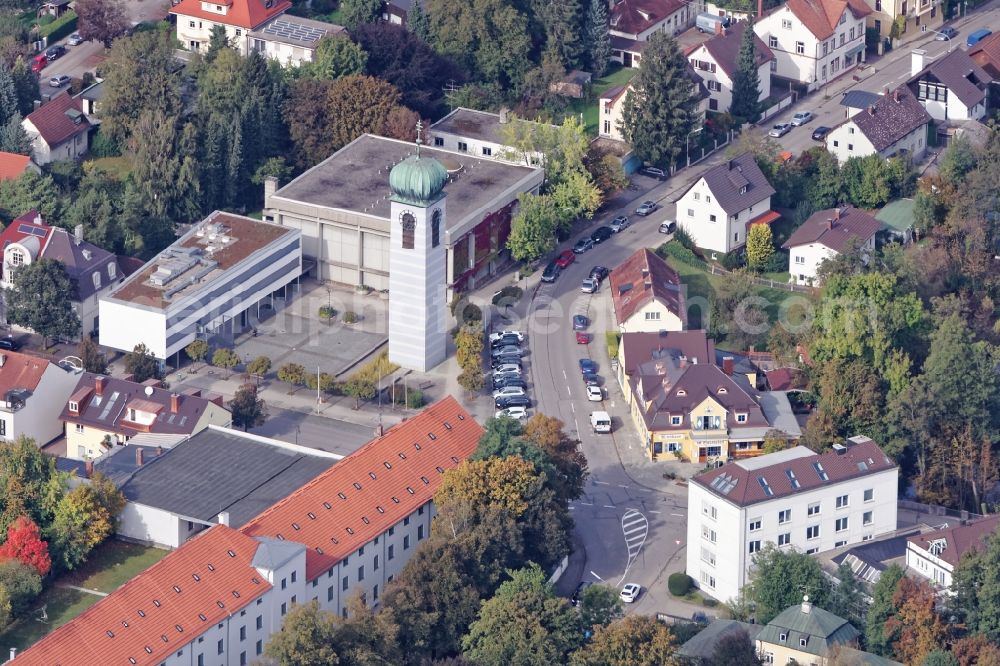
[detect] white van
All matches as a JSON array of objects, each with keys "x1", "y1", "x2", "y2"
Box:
[
  {"x1": 590, "y1": 411, "x2": 612, "y2": 433},
  {"x1": 696, "y1": 12, "x2": 730, "y2": 33}
]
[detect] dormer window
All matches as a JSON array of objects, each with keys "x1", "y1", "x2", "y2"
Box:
[
  {"x1": 718, "y1": 387, "x2": 727, "y2": 394},
  {"x1": 108, "y1": 263, "x2": 117, "y2": 279},
  {"x1": 69, "y1": 400, "x2": 78, "y2": 413},
  {"x1": 739, "y1": 185, "x2": 747, "y2": 195},
  {"x1": 779, "y1": 632, "x2": 787, "y2": 642},
  {"x1": 671, "y1": 415, "x2": 682, "y2": 425},
  {"x1": 676, "y1": 389, "x2": 686, "y2": 396},
  {"x1": 737, "y1": 413, "x2": 747, "y2": 423},
  {"x1": 92, "y1": 272, "x2": 101, "y2": 289}
]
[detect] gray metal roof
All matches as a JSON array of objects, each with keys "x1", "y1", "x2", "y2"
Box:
[
  {"x1": 118, "y1": 428, "x2": 336, "y2": 527},
  {"x1": 840, "y1": 89, "x2": 881, "y2": 109},
  {"x1": 756, "y1": 601, "x2": 860, "y2": 657},
  {"x1": 677, "y1": 619, "x2": 763, "y2": 661}
]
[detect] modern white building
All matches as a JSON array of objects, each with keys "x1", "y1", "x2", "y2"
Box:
[
  {"x1": 825, "y1": 85, "x2": 931, "y2": 163},
  {"x1": 687, "y1": 21, "x2": 774, "y2": 113},
  {"x1": 430, "y1": 108, "x2": 548, "y2": 166},
  {"x1": 13, "y1": 396, "x2": 483, "y2": 666},
  {"x1": 686, "y1": 436, "x2": 899, "y2": 603},
  {"x1": 754, "y1": 0, "x2": 869, "y2": 90},
  {"x1": 906, "y1": 515, "x2": 1000, "y2": 589},
  {"x1": 906, "y1": 48, "x2": 989, "y2": 123},
  {"x1": 0, "y1": 351, "x2": 80, "y2": 446},
  {"x1": 782, "y1": 206, "x2": 880, "y2": 285},
  {"x1": 99, "y1": 211, "x2": 302, "y2": 361},
  {"x1": 674, "y1": 153, "x2": 778, "y2": 254}
]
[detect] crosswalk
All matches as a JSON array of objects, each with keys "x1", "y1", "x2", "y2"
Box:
[{"x1": 618, "y1": 509, "x2": 648, "y2": 584}]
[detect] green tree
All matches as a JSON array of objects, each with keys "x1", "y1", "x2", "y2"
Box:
[
  {"x1": 303, "y1": 36, "x2": 368, "y2": 80},
  {"x1": 6, "y1": 259, "x2": 80, "y2": 345},
  {"x1": 75, "y1": 0, "x2": 129, "y2": 47},
  {"x1": 520, "y1": 414, "x2": 588, "y2": 503},
  {"x1": 284, "y1": 79, "x2": 337, "y2": 170},
  {"x1": 953, "y1": 527, "x2": 1000, "y2": 641},
  {"x1": 0, "y1": 558, "x2": 40, "y2": 617},
  {"x1": 937, "y1": 133, "x2": 977, "y2": 186},
  {"x1": 864, "y1": 563, "x2": 904, "y2": 656},
  {"x1": 922, "y1": 650, "x2": 959, "y2": 666},
  {"x1": 462, "y1": 564, "x2": 583, "y2": 665},
  {"x1": 585, "y1": 0, "x2": 610, "y2": 76},
  {"x1": 408, "y1": 0, "x2": 431, "y2": 42},
  {"x1": 205, "y1": 25, "x2": 230, "y2": 62},
  {"x1": 265, "y1": 600, "x2": 341, "y2": 666},
  {"x1": 569, "y1": 614, "x2": 677, "y2": 666},
  {"x1": 730, "y1": 22, "x2": 762, "y2": 123},
  {"x1": 507, "y1": 192, "x2": 560, "y2": 262},
  {"x1": 342, "y1": 376, "x2": 376, "y2": 408},
  {"x1": 0, "y1": 437, "x2": 61, "y2": 536},
  {"x1": 747, "y1": 544, "x2": 831, "y2": 624},
  {"x1": 620, "y1": 31, "x2": 697, "y2": 169},
  {"x1": 125, "y1": 343, "x2": 161, "y2": 383},
  {"x1": 77, "y1": 336, "x2": 107, "y2": 374},
  {"x1": 185, "y1": 340, "x2": 209, "y2": 366},
  {"x1": 341, "y1": 0, "x2": 382, "y2": 29},
  {"x1": 762, "y1": 430, "x2": 788, "y2": 454},
  {"x1": 829, "y1": 561, "x2": 864, "y2": 629},
  {"x1": 10, "y1": 58, "x2": 38, "y2": 118},
  {"x1": 229, "y1": 382, "x2": 267, "y2": 432},
  {"x1": 745, "y1": 222, "x2": 774, "y2": 271},
  {"x1": 0, "y1": 113, "x2": 29, "y2": 155},
  {"x1": 578, "y1": 584, "x2": 622, "y2": 629},
  {"x1": 0, "y1": 170, "x2": 63, "y2": 225},
  {"x1": 325, "y1": 75, "x2": 402, "y2": 151},
  {"x1": 277, "y1": 363, "x2": 307, "y2": 387},
  {"x1": 246, "y1": 356, "x2": 272, "y2": 383},
  {"x1": 457, "y1": 369, "x2": 485, "y2": 394},
  {"x1": 537, "y1": 0, "x2": 582, "y2": 68},
  {"x1": 128, "y1": 111, "x2": 202, "y2": 226},
  {"x1": 710, "y1": 629, "x2": 762, "y2": 666},
  {"x1": 212, "y1": 348, "x2": 240, "y2": 378},
  {"x1": 47, "y1": 473, "x2": 124, "y2": 572}
]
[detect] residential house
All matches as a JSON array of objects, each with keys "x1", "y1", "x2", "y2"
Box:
[
  {"x1": 783, "y1": 206, "x2": 880, "y2": 285},
  {"x1": 430, "y1": 107, "x2": 549, "y2": 165},
  {"x1": 617, "y1": 330, "x2": 801, "y2": 462},
  {"x1": 686, "y1": 436, "x2": 899, "y2": 602},
  {"x1": 863, "y1": 0, "x2": 942, "y2": 42},
  {"x1": 22, "y1": 93, "x2": 90, "y2": 165},
  {"x1": 687, "y1": 21, "x2": 775, "y2": 113},
  {"x1": 968, "y1": 30, "x2": 1000, "y2": 78},
  {"x1": 754, "y1": 0, "x2": 870, "y2": 90},
  {"x1": 609, "y1": 248, "x2": 686, "y2": 332},
  {"x1": 60, "y1": 374, "x2": 232, "y2": 460},
  {"x1": 599, "y1": 84, "x2": 631, "y2": 143},
  {"x1": 840, "y1": 88, "x2": 882, "y2": 115},
  {"x1": 674, "y1": 153, "x2": 778, "y2": 254},
  {"x1": 114, "y1": 426, "x2": 339, "y2": 549},
  {"x1": 11, "y1": 397, "x2": 482, "y2": 666},
  {"x1": 907, "y1": 48, "x2": 989, "y2": 122},
  {"x1": 75, "y1": 80, "x2": 104, "y2": 124},
  {"x1": 610, "y1": 0, "x2": 696, "y2": 68},
  {"x1": 0, "y1": 210, "x2": 120, "y2": 338},
  {"x1": 0, "y1": 151, "x2": 38, "y2": 181},
  {"x1": 906, "y1": 515, "x2": 1000, "y2": 589},
  {"x1": 825, "y1": 85, "x2": 930, "y2": 163},
  {"x1": 0, "y1": 351, "x2": 80, "y2": 446},
  {"x1": 677, "y1": 619, "x2": 765, "y2": 664},
  {"x1": 247, "y1": 16, "x2": 346, "y2": 67},
  {"x1": 756, "y1": 597, "x2": 903, "y2": 665},
  {"x1": 382, "y1": 0, "x2": 422, "y2": 26}
]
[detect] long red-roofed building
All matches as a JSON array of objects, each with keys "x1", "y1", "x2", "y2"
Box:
[{"x1": 13, "y1": 396, "x2": 483, "y2": 665}]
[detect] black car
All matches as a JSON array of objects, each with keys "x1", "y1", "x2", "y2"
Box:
[
  {"x1": 541, "y1": 261, "x2": 560, "y2": 283},
  {"x1": 490, "y1": 334, "x2": 521, "y2": 349},
  {"x1": 582, "y1": 372, "x2": 600, "y2": 386},
  {"x1": 590, "y1": 226, "x2": 613, "y2": 244},
  {"x1": 495, "y1": 394, "x2": 531, "y2": 410},
  {"x1": 491, "y1": 356, "x2": 523, "y2": 370},
  {"x1": 45, "y1": 45, "x2": 66, "y2": 61},
  {"x1": 640, "y1": 166, "x2": 667, "y2": 180},
  {"x1": 590, "y1": 266, "x2": 609, "y2": 281},
  {"x1": 492, "y1": 376, "x2": 528, "y2": 391},
  {"x1": 0, "y1": 337, "x2": 21, "y2": 351},
  {"x1": 811, "y1": 126, "x2": 831, "y2": 141},
  {"x1": 570, "y1": 581, "x2": 592, "y2": 607}
]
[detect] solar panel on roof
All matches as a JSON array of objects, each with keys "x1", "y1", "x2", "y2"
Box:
[
  {"x1": 17, "y1": 224, "x2": 46, "y2": 237},
  {"x1": 262, "y1": 18, "x2": 328, "y2": 43}
]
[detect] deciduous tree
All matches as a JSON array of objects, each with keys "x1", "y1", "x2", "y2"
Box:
[
  {"x1": 578, "y1": 584, "x2": 622, "y2": 630},
  {"x1": 75, "y1": 0, "x2": 129, "y2": 47},
  {"x1": 211, "y1": 348, "x2": 240, "y2": 378},
  {"x1": 325, "y1": 75, "x2": 402, "y2": 151},
  {"x1": 124, "y1": 343, "x2": 161, "y2": 383},
  {"x1": 730, "y1": 22, "x2": 762, "y2": 123},
  {"x1": 952, "y1": 526, "x2": 1000, "y2": 641},
  {"x1": 710, "y1": 628, "x2": 762, "y2": 666},
  {"x1": 884, "y1": 577, "x2": 946, "y2": 666},
  {"x1": 521, "y1": 414, "x2": 588, "y2": 502},
  {"x1": 246, "y1": 356, "x2": 272, "y2": 383},
  {"x1": 265, "y1": 600, "x2": 341, "y2": 666},
  {"x1": 747, "y1": 544, "x2": 831, "y2": 624},
  {"x1": 77, "y1": 336, "x2": 107, "y2": 374},
  {"x1": 0, "y1": 558, "x2": 40, "y2": 616},
  {"x1": 184, "y1": 340, "x2": 209, "y2": 367},
  {"x1": 302, "y1": 36, "x2": 367, "y2": 81},
  {"x1": 0, "y1": 515, "x2": 50, "y2": 576},
  {"x1": 277, "y1": 363, "x2": 306, "y2": 387},
  {"x1": 342, "y1": 376, "x2": 376, "y2": 408},
  {"x1": 570, "y1": 614, "x2": 677, "y2": 666},
  {"x1": 6, "y1": 258, "x2": 81, "y2": 345},
  {"x1": 340, "y1": 0, "x2": 382, "y2": 29},
  {"x1": 229, "y1": 382, "x2": 267, "y2": 432},
  {"x1": 47, "y1": 473, "x2": 124, "y2": 572},
  {"x1": 284, "y1": 79, "x2": 336, "y2": 170},
  {"x1": 507, "y1": 193, "x2": 561, "y2": 262}
]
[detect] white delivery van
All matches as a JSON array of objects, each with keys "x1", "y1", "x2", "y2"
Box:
[
  {"x1": 590, "y1": 411, "x2": 612, "y2": 433},
  {"x1": 696, "y1": 12, "x2": 730, "y2": 33}
]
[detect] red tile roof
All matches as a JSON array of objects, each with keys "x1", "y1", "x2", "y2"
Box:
[
  {"x1": 610, "y1": 248, "x2": 685, "y2": 327},
  {"x1": 13, "y1": 526, "x2": 271, "y2": 666},
  {"x1": 0, "y1": 151, "x2": 32, "y2": 181},
  {"x1": 0, "y1": 210, "x2": 53, "y2": 260},
  {"x1": 609, "y1": 0, "x2": 687, "y2": 37},
  {"x1": 241, "y1": 396, "x2": 482, "y2": 580},
  {"x1": 907, "y1": 515, "x2": 1000, "y2": 568},
  {"x1": 24, "y1": 93, "x2": 89, "y2": 147},
  {"x1": 0, "y1": 350, "x2": 50, "y2": 395},
  {"x1": 693, "y1": 436, "x2": 896, "y2": 507},
  {"x1": 785, "y1": 0, "x2": 870, "y2": 39},
  {"x1": 969, "y1": 30, "x2": 1000, "y2": 78},
  {"x1": 782, "y1": 206, "x2": 880, "y2": 252},
  {"x1": 170, "y1": 0, "x2": 291, "y2": 30}
]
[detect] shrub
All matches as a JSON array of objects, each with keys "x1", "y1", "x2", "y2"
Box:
[
  {"x1": 764, "y1": 250, "x2": 787, "y2": 274},
  {"x1": 668, "y1": 572, "x2": 692, "y2": 596},
  {"x1": 605, "y1": 331, "x2": 620, "y2": 361},
  {"x1": 672, "y1": 226, "x2": 696, "y2": 251},
  {"x1": 305, "y1": 372, "x2": 337, "y2": 392},
  {"x1": 461, "y1": 303, "x2": 482, "y2": 323},
  {"x1": 37, "y1": 10, "x2": 76, "y2": 41},
  {"x1": 318, "y1": 305, "x2": 336, "y2": 320},
  {"x1": 721, "y1": 249, "x2": 746, "y2": 270},
  {"x1": 491, "y1": 285, "x2": 524, "y2": 306},
  {"x1": 277, "y1": 363, "x2": 306, "y2": 386},
  {"x1": 89, "y1": 130, "x2": 121, "y2": 158},
  {"x1": 343, "y1": 311, "x2": 358, "y2": 324},
  {"x1": 658, "y1": 241, "x2": 701, "y2": 267}
]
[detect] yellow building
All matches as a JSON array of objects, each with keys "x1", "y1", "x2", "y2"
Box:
[{"x1": 60, "y1": 374, "x2": 231, "y2": 460}]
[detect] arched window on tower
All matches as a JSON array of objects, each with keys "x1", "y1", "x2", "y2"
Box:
[
  {"x1": 431, "y1": 210, "x2": 441, "y2": 248},
  {"x1": 401, "y1": 213, "x2": 416, "y2": 249}
]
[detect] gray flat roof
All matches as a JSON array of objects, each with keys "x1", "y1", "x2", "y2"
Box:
[
  {"x1": 250, "y1": 15, "x2": 344, "y2": 47},
  {"x1": 432, "y1": 108, "x2": 507, "y2": 144},
  {"x1": 272, "y1": 134, "x2": 539, "y2": 225},
  {"x1": 118, "y1": 427, "x2": 337, "y2": 527}
]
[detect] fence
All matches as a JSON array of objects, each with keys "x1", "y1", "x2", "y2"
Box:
[
  {"x1": 898, "y1": 499, "x2": 986, "y2": 522},
  {"x1": 547, "y1": 555, "x2": 569, "y2": 584},
  {"x1": 706, "y1": 263, "x2": 814, "y2": 293}
]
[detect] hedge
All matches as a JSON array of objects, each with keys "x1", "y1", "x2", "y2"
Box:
[
  {"x1": 38, "y1": 11, "x2": 77, "y2": 42},
  {"x1": 668, "y1": 572, "x2": 692, "y2": 596},
  {"x1": 605, "y1": 331, "x2": 620, "y2": 362}
]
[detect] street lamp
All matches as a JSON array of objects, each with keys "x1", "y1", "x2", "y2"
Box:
[{"x1": 686, "y1": 127, "x2": 704, "y2": 166}]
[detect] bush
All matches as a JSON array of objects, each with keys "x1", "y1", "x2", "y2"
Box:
[
  {"x1": 491, "y1": 285, "x2": 524, "y2": 306},
  {"x1": 318, "y1": 305, "x2": 336, "y2": 320},
  {"x1": 89, "y1": 130, "x2": 121, "y2": 158},
  {"x1": 672, "y1": 226, "x2": 696, "y2": 251},
  {"x1": 605, "y1": 331, "x2": 620, "y2": 361},
  {"x1": 305, "y1": 372, "x2": 337, "y2": 392},
  {"x1": 763, "y1": 250, "x2": 787, "y2": 274},
  {"x1": 658, "y1": 241, "x2": 701, "y2": 267},
  {"x1": 721, "y1": 249, "x2": 746, "y2": 270},
  {"x1": 37, "y1": 10, "x2": 76, "y2": 41},
  {"x1": 461, "y1": 303, "x2": 482, "y2": 323},
  {"x1": 668, "y1": 572, "x2": 692, "y2": 596},
  {"x1": 343, "y1": 311, "x2": 358, "y2": 324}
]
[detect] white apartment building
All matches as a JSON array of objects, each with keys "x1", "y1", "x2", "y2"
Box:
[
  {"x1": 906, "y1": 515, "x2": 1000, "y2": 589},
  {"x1": 825, "y1": 85, "x2": 930, "y2": 163},
  {"x1": 687, "y1": 21, "x2": 774, "y2": 113},
  {"x1": 13, "y1": 396, "x2": 482, "y2": 666},
  {"x1": 674, "y1": 153, "x2": 777, "y2": 254},
  {"x1": 430, "y1": 108, "x2": 549, "y2": 166},
  {"x1": 754, "y1": 0, "x2": 870, "y2": 90},
  {"x1": 686, "y1": 436, "x2": 899, "y2": 603},
  {"x1": 99, "y1": 211, "x2": 302, "y2": 361}
]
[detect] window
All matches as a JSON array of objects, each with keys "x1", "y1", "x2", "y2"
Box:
[
  {"x1": 749, "y1": 540, "x2": 762, "y2": 554},
  {"x1": 239, "y1": 626, "x2": 246, "y2": 641},
  {"x1": 198, "y1": 656, "x2": 204, "y2": 666},
  {"x1": 778, "y1": 509, "x2": 791, "y2": 524},
  {"x1": 374, "y1": 555, "x2": 379, "y2": 571},
  {"x1": 280, "y1": 602, "x2": 286, "y2": 615},
  {"x1": 702, "y1": 503, "x2": 717, "y2": 520},
  {"x1": 388, "y1": 544, "x2": 394, "y2": 560},
  {"x1": 342, "y1": 576, "x2": 348, "y2": 591},
  {"x1": 291, "y1": 571, "x2": 296, "y2": 583},
  {"x1": 850, "y1": 27, "x2": 855, "y2": 40},
  {"x1": 281, "y1": 578, "x2": 286, "y2": 590},
  {"x1": 779, "y1": 632, "x2": 787, "y2": 642},
  {"x1": 848, "y1": 127, "x2": 855, "y2": 134},
  {"x1": 328, "y1": 585, "x2": 334, "y2": 601},
  {"x1": 796, "y1": 41, "x2": 805, "y2": 54},
  {"x1": 400, "y1": 212, "x2": 415, "y2": 250},
  {"x1": 357, "y1": 565, "x2": 364, "y2": 581},
  {"x1": 778, "y1": 532, "x2": 791, "y2": 546},
  {"x1": 701, "y1": 547, "x2": 716, "y2": 565},
  {"x1": 839, "y1": 32, "x2": 845, "y2": 46},
  {"x1": 373, "y1": 584, "x2": 379, "y2": 601},
  {"x1": 693, "y1": 192, "x2": 700, "y2": 201},
  {"x1": 794, "y1": 255, "x2": 805, "y2": 265},
  {"x1": 769, "y1": 35, "x2": 778, "y2": 48},
  {"x1": 840, "y1": 10, "x2": 847, "y2": 23},
  {"x1": 482, "y1": 147, "x2": 492, "y2": 156},
  {"x1": 75, "y1": 423, "x2": 84, "y2": 434},
  {"x1": 863, "y1": 511, "x2": 873, "y2": 526},
  {"x1": 92, "y1": 272, "x2": 101, "y2": 289},
  {"x1": 700, "y1": 571, "x2": 716, "y2": 588},
  {"x1": 705, "y1": 196, "x2": 711, "y2": 203},
  {"x1": 808, "y1": 503, "x2": 820, "y2": 516},
  {"x1": 749, "y1": 518, "x2": 761, "y2": 531},
  {"x1": 833, "y1": 140, "x2": 839, "y2": 147},
  {"x1": 404, "y1": 535, "x2": 410, "y2": 549},
  {"x1": 604, "y1": 120, "x2": 610, "y2": 134},
  {"x1": 671, "y1": 415, "x2": 682, "y2": 425},
  {"x1": 864, "y1": 488, "x2": 874, "y2": 502},
  {"x1": 256, "y1": 640, "x2": 262, "y2": 656},
  {"x1": 702, "y1": 525, "x2": 717, "y2": 543},
  {"x1": 836, "y1": 494, "x2": 849, "y2": 509},
  {"x1": 687, "y1": 208, "x2": 695, "y2": 217},
  {"x1": 431, "y1": 210, "x2": 441, "y2": 248},
  {"x1": 434, "y1": 137, "x2": 444, "y2": 146},
  {"x1": 823, "y1": 41, "x2": 828, "y2": 56},
  {"x1": 764, "y1": 653, "x2": 774, "y2": 664},
  {"x1": 782, "y1": 18, "x2": 792, "y2": 28},
  {"x1": 771, "y1": 60, "x2": 777, "y2": 72},
  {"x1": 836, "y1": 517, "x2": 849, "y2": 532},
  {"x1": 807, "y1": 525, "x2": 820, "y2": 539},
  {"x1": 645, "y1": 311, "x2": 662, "y2": 321},
  {"x1": 218, "y1": 640, "x2": 224, "y2": 655},
  {"x1": 709, "y1": 214, "x2": 717, "y2": 222},
  {"x1": 457, "y1": 141, "x2": 468, "y2": 152},
  {"x1": 800, "y1": 637, "x2": 808, "y2": 648},
  {"x1": 737, "y1": 413, "x2": 747, "y2": 423},
  {"x1": 418, "y1": 525, "x2": 424, "y2": 540},
  {"x1": 875, "y1": 0, "x2": 881, "y2": 9},
  {"x1": 707, "y1": 80, "x2": 721, "y2": 92},
  {"x1": 189, "y1": 20, "x2": 196, "y2": 27},
  {"x1": 256, "y1": 616, "x2": 262, "y2": 630}
]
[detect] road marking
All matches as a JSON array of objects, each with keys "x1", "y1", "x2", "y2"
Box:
[
  {"x1": 570, "y1": 402, "x2": 576, "y2": 413},
  {"x1": 618, "y1": 509, "x2": 649, "y2": 586},
  {"x1": 603, "y1": 504, "x2": 615, "y2": 508},
  {"x1": 578, "y1": 502, "x2": 594, "y2": 506},
  {"x1": 618, "y1": 484, "x2": 629, "y2": 488},
  {"x1": 671, "y1": 513, "x2": 684, "y2": 517},
  {"x1": 593, "y1": 481, "x2": 610, "y2": 485},
  {"x1": 649, "y1": 510, "x2": 661, "y2": 514},
  {"x1": 568, "y1": 506, "x2": 575, "y2": 510},
  {"x1": 562, "y1": 369, "x2": 568, "y2": 379}
]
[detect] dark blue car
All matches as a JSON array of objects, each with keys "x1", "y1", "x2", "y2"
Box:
[{"x1": 579, "y1": 358, "x2": 597, "y2": 374}]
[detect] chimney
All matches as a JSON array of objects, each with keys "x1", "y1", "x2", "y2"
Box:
[
  {"x1": 10, "y1": 647, "x2": 16, "y2": 661},
  {"x1": 74, "y1": 224, "x2": 83, "y2": 245},
  {"x1": 802, "y1": 595, "x2": 812, "y2": 614},
  {"x1": 641, "y1": 267, "x2": 649, "y2": 277},
  {"x1": 868, "y1": 105, "x2": 876, "y2": 116},
  {"x1": 883, "y1": 86, "x2": 890, "y2": 96},
  {"x1": 757, "y1": 0, "x2": 763, "y2": 19},
  {"x1": 170, "y1": 393, "x2": 180, "y2": 414},
  {"x1": 499, "y1": 107, "x2": 509, "y2": 124},
  {"x1": 218, "y1": 511, "x2": 230, "y2": 527},
  {"x1": 136, "y1": 447, "x2": 144, "y2": 467},
  {"x1": 34, "y1": 213, "x2": 41, "y2": 225},
  {"x1": 834, "y1": 207, "x2": 842, "y2": 220},
  {"x1": 679, "y1": 355, "x2": 688, "y2": 368},
  {"x1": 155, "y1": 446, "x2": 163, "y2": 456},
  {"x1": 722, "y1": 356, "x2": 734, "y2": 375},
  {"x1": 95, "y1": 375, "x2": 106, "y2": 396},
  {"x1": 84, "y1": 460, "x2": 93, "y2": 478},
  {"x1": 911, "y1": 49, "x2": 926, "y2": 77},
  {"x1": 263, "y1": 176, "x2": 278, "y2": 204},
  {"x1": 644, "y1": 279, "x2": 652, "y2": 289}
]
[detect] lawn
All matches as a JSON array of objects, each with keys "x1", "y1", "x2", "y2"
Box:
[
  {"x1": 566, "y1": 65, "x2": 637, "y2": 136},
  {"x1": 85, "y1": 156, "x2": 132, "y2": 181},
  {"x1": 0, "y1": 540, "x2": 167, "y2": 654}
]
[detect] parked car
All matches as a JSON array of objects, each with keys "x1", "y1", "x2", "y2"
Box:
[
  {"x1": 573, "y1": 237, "x2": 594, "y2": 254},
  {"x1": 590, "y1": 265, "x2": 609, "y2": 281},
  {"x1": 30, "y1": 53, "x2": 46, "y2": 73},
  {"x1": 489, "y1": 330, "x2": 525, "y2": 343},
  {"x1": 640, "y1": 166, "x2": 667, "y2": 180},
  {"x1": 768, "y1": 123, "x2": 791, "y2": 138},
  {"x1": 696, "y1": 12, "x2": 729, "y2": 33},
  {"x1": 492, "y1": 386, "x2": 527, "y2": 400},
  {"x1": 582, "y1": 372, "x2": 600, "y2": 386},
  {"x1": 791, "y1": 111, "x2": 813, "y2": 126},
  {"x1": 573, "y1": 314, "x2": 589, "y2": 330},
  {"x1": 44, "y1": 45, "x2": 66, "y2": 61},
  {"x1": 967, "y1": 28, "x2": 991, "y2": 47},
  {"x1": 495, "y1": 394, "x2": 531, "y2": 410},
  {"x1": 490, "y1": 346, "x2": 523, "y2": 360},
  {"x1": 609, "y1": 215, "x2": 630, "y2": 233},
  {"x1": 811, "y1": 126, "x2": 832, "y2": 141},
  {"x1": 67, "y1": 32, "x2": 83, "y2": 45},
  {"x1": 579, "y1": 358, "x2": 597, "y2": 374},
  {"x1": 620, "y1": 583, "x2": 641, "y2": 603},
  {"x1": 635, "y1": 201, "x2": 657, "y2": 216},
  {"x1": 555, "y1": 249, "x2": 576, "y2": 268},
  {"x1": 590, "y1": 226, "x2": 612, "y2": 244},
  {"x1": 492, "y1": 364, "x2": 522, "y2": 377},
  {"x1": 586, "y1": 385, "x2": 604, "y2": 402},
  {"x1": 576, "y1": 331, "x2": 590, "y2": 344},
  {"x1": 937, "y1": 26, "x2": 959, "y2": 40},
  {"x1": 580, "y1": 278, "x2": 598, "y2": 294},
  {"x1": 491, "y1": 334, "x2": 521, "y2": 349},
  {"x1": 658, "y1": 220, "x2": 677, "y2": 234},
  {"x1": 491, "y1": 359, "x2": 522, "y2": 372},
  {"x1": 492, "y1": 376, "x2": 527, "y2": 391},
  {"x1": 48, "y1": 74, "x2": 70, "y2": 88},
  {"x1": 541, "y1": 261, "x2": 561, "y2": 283},
  {"x1": 495, "y1": 406, "x2": 529, "y2": 420},
  {"x1": 0, "y1": 337, "x2": 21, "y2": 351}
]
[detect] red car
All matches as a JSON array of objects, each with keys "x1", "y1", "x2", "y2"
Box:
[
  {"x1": 576, "y1": 331, "x2": 590, "y2": 344},
  {"x1": 555, "y1": 250, "x2": 576, "y2": 269}
]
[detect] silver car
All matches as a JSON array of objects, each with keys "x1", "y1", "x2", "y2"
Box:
[
  {"x1": 635, "y1": 201, "x2": 657, "y2": 216},
  {"x1": 769, "y1": 123, "x2": 792, "y2": 137},
  {"x1": 791, "y1": 111, "x2": 813, "y2": 126},
  {"x1": 609, "y1": 215, "x2": 630, "y2": 232}
]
